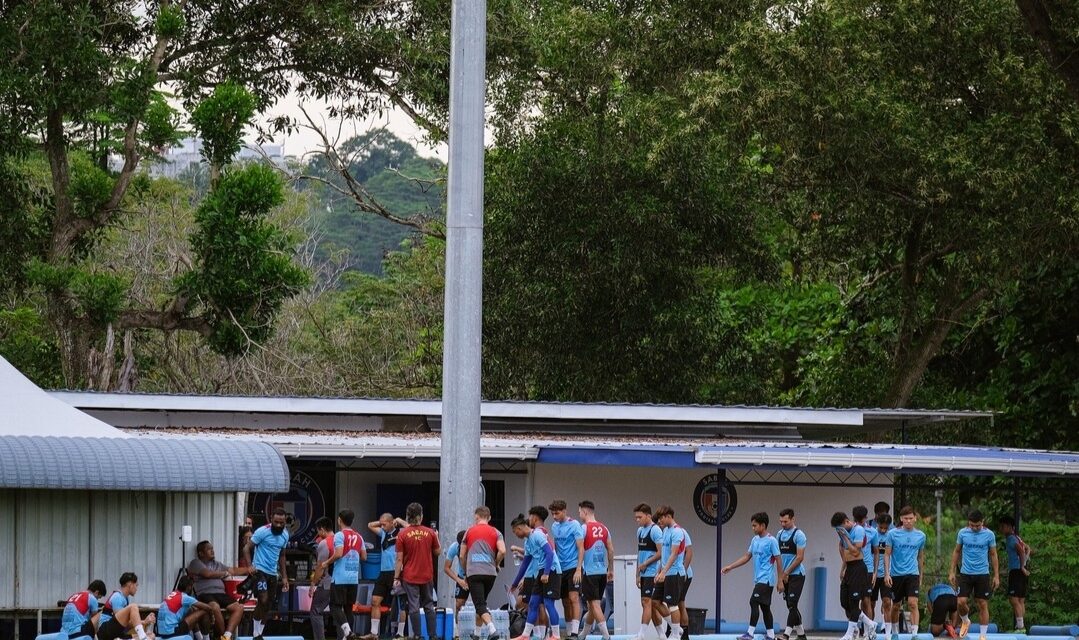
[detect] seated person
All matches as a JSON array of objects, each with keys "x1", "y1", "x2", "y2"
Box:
[
  {"x1": 60, "y1": 580, "x2": 107, "y2": 639},
  {"x1": 98, "y1": 572, "x2": 156, "y2": 640},
  {"x1": 926, "y1": 583, "x2": 959, "y2": 638},
  {"x1": 187, "y1": 540, "x2": 248, "y2": 640},
  {"x1": 157, "y1": 577, "x2": 212, "y2": 639}
]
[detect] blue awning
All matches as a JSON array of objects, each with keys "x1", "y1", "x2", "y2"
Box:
[
  {"x1": 538, "y1": 446, "x2": 700, "y2": 468},
  {"x1": 0, "y1": 435, "x2": 290, "y2": 491}
]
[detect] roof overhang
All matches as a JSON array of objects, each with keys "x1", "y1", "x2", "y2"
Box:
[
  {"x1": 0, "y1": 435, "x2": 290, "y2": 491},
  {"x1": 695, "y1": 444, "x2": 1079, "y2": 477},
  {"x1": 49, "y1": 391, "x2": 994, "y2": 441}
]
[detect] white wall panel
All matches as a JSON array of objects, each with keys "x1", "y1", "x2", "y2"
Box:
[
  {"x1": 0, "y1": 490, "x2": 15, "y2": 608},
  {"x1": 15, "y1": 490, "x2": 92, "y2": 608},
  {"x1": 162, "y1": 492, "x2": 239, "y2": 592},
  {"x1": 89, "y1": 492, "x2": 166, "y2": 602}
]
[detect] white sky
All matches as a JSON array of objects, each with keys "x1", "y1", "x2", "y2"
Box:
[{"x1": 259, "y1": 91, "x2": 449, "y2": 162}]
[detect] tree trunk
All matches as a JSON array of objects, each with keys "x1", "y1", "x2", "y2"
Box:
[
  {"x1": 1016, "y1": 0, "x2": 1079, "y2": 106},
  {"x1": 884, "y1": 287, "x2": 989, "y2": 407}
]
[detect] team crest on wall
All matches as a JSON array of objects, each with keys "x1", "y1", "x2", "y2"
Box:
[{"x1": 693, "y1": 473, "x2": 737, "y2": 526}]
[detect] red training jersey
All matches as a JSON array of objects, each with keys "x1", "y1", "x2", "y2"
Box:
[{"x1": 398, "y1": 525, "x2": 440, "y2": 583}]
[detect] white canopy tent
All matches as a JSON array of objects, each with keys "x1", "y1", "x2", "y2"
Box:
[{"x1": 0, "y1": 356, "x2": 126, "y2": 438}]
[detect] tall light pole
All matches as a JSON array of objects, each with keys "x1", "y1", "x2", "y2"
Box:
[{"x1": 438, "y1": 0, "x2": 486, "y2": 608}]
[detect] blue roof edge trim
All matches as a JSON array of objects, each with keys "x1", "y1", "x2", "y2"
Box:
[
  {"x1": 0, "y1": 435, "x2": 290, "y2": 492},
  {"x1": 538, "y1": 446, "x2": 701, "y2": 469}
]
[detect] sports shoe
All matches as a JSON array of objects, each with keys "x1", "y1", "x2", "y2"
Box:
[
  {"x1": 776, "y1": 634, "x2": 790, "y2": 640},
  {"x1": 488, "y1": 633, "x2": 501, "y2": 640},
  {"x1": 839, "y1": 634, "x2": 854, "y2": 640},
  {"x1": 797, "y1": 636, "x2": 808, "y2": 640},
  {"x1": 738, "y1": 634, "x2": 755, "y2": 640},
  {"x1": 890, "y1": 633, "x2": 899, "y2": 640},
  {"x1": 959, "y1": 621, "x2": 970, "y2": 638},
  {"x1": 944, "y1": 624, "x2": 957, "y2": 639},
  {"x1": 549, "y1": 633, "x2": 562, "y2": 640},
  {"x1": 360, "y1": 635, "x2": 380, "y2": 640},
  {"x1": 511, "y1": 636, "x2": 529, "y2": 640},
  {"x1": 865, "y1": 623, "x2": 877, "y2": 640}
]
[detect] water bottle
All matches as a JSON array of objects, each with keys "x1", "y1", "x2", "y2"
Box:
[
  {"x1": 491, "y1": 608, "x2": 510, "y2": 638},
  {"x1": 458, "y1": 601, "x2": 477, "y2": 638}
]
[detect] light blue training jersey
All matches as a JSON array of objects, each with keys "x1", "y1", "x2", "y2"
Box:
[
  {"x1": 660, "y1": 526, "x2": 687, "y2": 576},
  {"x1": 551, "y1": 518, "x2": 584, "y2": 571},
  {"x1": 956, "y1": 527, "x2": 996, "y2": 575},
  {"x1": 637, "y1": 524, "x2": 664, "y2": 578},
  {"x1": 886, "y1": 527, "x2": 926, "y2": 576},
  {"x1": 251, "y1": 524, "x2": 290, "y2": 575},
  {"x1": 749, "y1": 534, "x2": 781, "y2": 586},
  {"x1": 776, "y1": 526, "x2": 807, "y2": 576}
]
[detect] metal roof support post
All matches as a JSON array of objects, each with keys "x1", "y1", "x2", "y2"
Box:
[
  {"x1": 438, "y1": 0, "x2": 486, "y2": 609},
  {"x1": 899, "y1": 421, "x2": 908, "y2": 508},
  {"x1": 715, "y1": 467, "x2": 725, "y2": 631},
  {"x1": 1013, "y1": 476, "x2": 1022, "y2": 531}
]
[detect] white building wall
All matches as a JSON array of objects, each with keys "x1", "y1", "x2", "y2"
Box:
[
  {"x1": 532, "y1": 464, "x2": 892, "y2": 628},
  {"x1": 0, "y1": 490, "x2": 15, "y2": 609},
  {"x1": 336, "y1": 469, "x2": 527, "y2": 605},
  {"x1": 14, "y1": 490, "x2": 93, "y2": 608},
  {"x1": 1, "y1": 490, "x2": 238, "y2": 610}
]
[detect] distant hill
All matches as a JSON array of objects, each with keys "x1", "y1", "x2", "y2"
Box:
[{"x1": 305, "y1": 131, "x2": 445, "y2": 276}]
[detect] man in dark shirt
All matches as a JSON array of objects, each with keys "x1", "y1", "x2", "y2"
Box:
[
  {"x1": 395, "y1": 502, "x2": 441, "y2": 640},
  {"x1": 187, "y1": 540, "x2": 247, "y2": 640}
]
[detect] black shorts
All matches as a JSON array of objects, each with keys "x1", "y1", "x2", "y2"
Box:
[
  {"x1": 454, "y1": 582, "x2": 471, "y2": 600},
  {"x1": 1007, "y1": 569, "x2": 1029, "y2": 598},
  {"x1": 930, "y1": 594, "x2": 958, "y2": 625},
  {"x1": 253, "y1": 570, "x2": 278, "y2": 599},
  {"x1": 159, "y1": 621, "x2": 191, "y2": 639},
  {"x1": 75, "y1": 621, "x2": 96, "y2": 639},
  {"x1": 782, "y1": 574, "x2": 805, "y2": 607},
  {"x1": 97, "y1": 617, "x2": 127, "y2": 640},
  {"x1": 871, "y1": 577, "x2": 893, "y2": 602},
  {"x1": 682, "y1": 577, "x2": 692, "y2": 601},
  {"x1": 582, "y1": 574, "x2": 607, "y2": 602},
  {"x1": 640, "y1": 576, "x2": 657, "y2": 599},
  {"x1": 842, "y1": 561, "x2": 871, "y2": 601},
  {"x1": 534, "y1": 572, "x2": 562, "y2": 599},
  {"x1": 956, "y1": 573, "x2": 991, "y2": 600},
  {"x1": 198, "y1": 592, "x2": 236, "y2": 608},
  {"x1": 892, "y1": 575, "x2": 921, "y2": 600},
  {"x1": 521, "y1": 577, "x2": 535, "y2": 599},
  {"x1": 374, "y1": 570, "x2": 396, "y2": 600},
  {"x1": 661, "y1": 575, "x2": 685, "y2": 606},
  {"x1": 559, "y1": 570, "x2": 579, "y2": 597},
  {"x1": 467, "y1": 575, "x2": 496, "y2": 614},
  {"x1": 652, "y1": 578, "x2": 665, "y2": 603},
  {"x1": 332, "y1": 584, "x2": 359, "y2": 609},
  {"x1": 751, "y1": 582, "x2": 774, "y2": 606}
]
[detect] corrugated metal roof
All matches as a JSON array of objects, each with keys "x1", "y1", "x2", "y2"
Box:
[
  {"x1": 0, "y1": 435, "x2": 289, "y2": 491},
  {"x1": 48, "y1": 390, "x2": 994, "y2": 441}
]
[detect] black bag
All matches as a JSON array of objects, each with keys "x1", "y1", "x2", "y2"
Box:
[{"x1": 508, "y1": 608, "x2": 526, "y2": 638}]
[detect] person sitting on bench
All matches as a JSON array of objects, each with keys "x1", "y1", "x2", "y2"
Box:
[
  {"x1": 156, "y1": 577, "x2": 212, "y2": 639},
  {"x1": 188, "y1": 540, "x2": 248, "y2": 640},
  {"x1": 97, "y1": 572, "x2": 156, "y2": 640},
  {"x1": 61, "y1": 580, "x2": 107, "y2": 639}
]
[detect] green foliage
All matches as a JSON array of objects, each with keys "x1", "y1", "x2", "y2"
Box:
[
  {"x1": 155, "y1": 4, "x2": 186, "y2": 39},
  {"x1": 179, "y1": 163, "x2": 309, "y2": 355},
  {"x1": 1007, "y1": 521, "x2": 1079, "y2": 624},
  {"x1": 0, "y1": 307, "x2": 63, "y2": 388},
  {"x1": 306, "y1": 131, "x2": 445, "y2": 275},
  {"x1": 25, "y1": 260, "x2": 127, "y2": 326},
  {"x1": 189, "y1": 82, "x2": 257, "y2": 171},
  {"x1": 0, "y1": 156, "x2": 51, "y2": 295},
  {"x1": 142, "y1": 93, "x2": 183, "y2": 152},
  {"x1": 69, "y1": 153, "x2": 113, "y2": 219}
]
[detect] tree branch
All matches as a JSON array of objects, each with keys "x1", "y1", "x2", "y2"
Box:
[{"x1": 1016, "y1": 0, "x2": 1079, "y2": 105}]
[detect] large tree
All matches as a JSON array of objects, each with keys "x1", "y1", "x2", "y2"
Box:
[
  {"x1": 694, "y1": 0, "x2": 1079, "y2": 407},
  {"x1": 0, "y1": 0, "x2": 450, "y2": 386}
]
